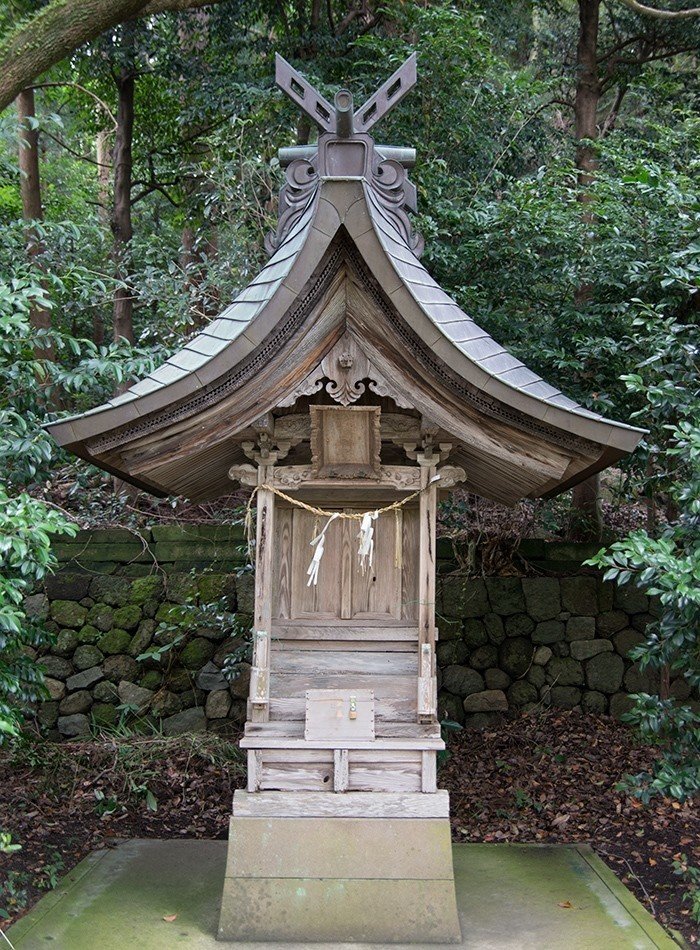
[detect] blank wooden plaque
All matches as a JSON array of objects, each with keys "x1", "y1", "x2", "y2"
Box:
[
  {"x1": 310, "y1": 406, "x2": 381, "y2": 479},
  {"x1": 305, "y1": 689, "x2": 375, "y2": 741}
]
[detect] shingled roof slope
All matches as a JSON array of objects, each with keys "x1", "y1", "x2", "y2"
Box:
[
  {"x1": 75, "y1": 195, "x2": 319, "y2": 420},
  {"x1": 363, "y1": 183, "x2": 606, "y2": 424},
  {"x1": 45, "y1": 56, "x2": 644, "y2": 502}
]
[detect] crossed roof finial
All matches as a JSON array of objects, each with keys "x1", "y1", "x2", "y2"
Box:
[{"x1": 275, "y1": 52, "x2": 417, "y2": 139}]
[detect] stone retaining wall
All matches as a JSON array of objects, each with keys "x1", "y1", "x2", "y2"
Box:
[{"x1": 26, "y1": 527, "x2": 690, "y2": 739}]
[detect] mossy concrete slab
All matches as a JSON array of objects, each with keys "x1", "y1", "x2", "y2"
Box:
[{"x1": 7, "y1": 840, "x2": 678, "y2": 950}]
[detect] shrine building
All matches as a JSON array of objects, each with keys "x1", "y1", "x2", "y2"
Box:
[{"x1": 47, "y1": 54, "x2": 643, "y2": 945}]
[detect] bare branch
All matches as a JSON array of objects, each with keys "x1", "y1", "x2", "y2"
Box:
[
  {"x1": 41, "y1": 128, "x2": 106, "y2": 166},
  {"x1": 29, "y1": 81, "x2": 117, "y2": 128},
  {"x1": 131, "y1": 182, "x2": 181, "y2": 206},
  {"x1": 616, "y1": 0, "x2": 700, "y2": 19},
  {"x1": 601, "y1": 85, "x2": 628, "y2": 136},
  {"x1": 618, "y1": 43, "x2": 698, "y2": 62}
]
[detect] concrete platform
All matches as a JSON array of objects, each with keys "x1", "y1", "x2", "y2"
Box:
[
  {"x1": 6, "y1": 839, "x2": 678, "y2": 949},
  {"x1": 219, "y1": 816, "x2": 461, "y2": 943}
]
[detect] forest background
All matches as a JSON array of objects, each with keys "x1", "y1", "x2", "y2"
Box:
[{"x1": 0, "y1": 0, "x2": 698, "y2": 801}]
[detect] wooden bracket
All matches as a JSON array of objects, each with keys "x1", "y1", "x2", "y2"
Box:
[
  {"x1": 406, "y1": 443, "x2": 452, "y2": 465},
  {"x1": 417, "y1": 643, "x2": 436, "y2": 720},
  {"x1": 242, "y1": 434, "x2": 292, "y2": 465},
  {"x1": 250, "y1": 630, "x2": 270, "y2": 710}
]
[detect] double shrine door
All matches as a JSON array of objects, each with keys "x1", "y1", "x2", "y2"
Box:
[{"x1": 272, "y1": 503, "x2": 419, "y2": 625}]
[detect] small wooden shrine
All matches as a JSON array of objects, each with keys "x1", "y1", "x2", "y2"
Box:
[{"x1": 48, "y1": 55, "x2": 643, "y2": 945}]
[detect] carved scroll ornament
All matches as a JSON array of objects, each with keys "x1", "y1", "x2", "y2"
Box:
[
  {"x1": 228, "y1": 463, "x2": 258, "y2": 487},
  {"x1": 277, "y1": 334, "x2": 413, "y2": 410},
  {"x1": 436, "y1": 465, "x2": 467, "y2": 489}
]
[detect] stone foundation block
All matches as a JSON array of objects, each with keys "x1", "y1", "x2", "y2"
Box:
[{"x1": 219, "y1": 814, "x2": 461, "y2": 944}]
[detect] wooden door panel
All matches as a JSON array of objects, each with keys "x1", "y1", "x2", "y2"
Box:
[
  {"x1": 350, "y1": 509, "x2": 401, "y2": 621},
  {"x1": 274, "y1": 507, "x2": 294, "y2": 620},
  {"x1": 289, "y1": 508, "x2": 342, "y2": 619},
  {"x1": 273, "y1": 503, "x2": 419, "y2": 624}
]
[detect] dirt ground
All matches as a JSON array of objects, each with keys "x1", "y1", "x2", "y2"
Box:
[{"x1": 1, "y1": 711, "x2": 697, "y2": 944}]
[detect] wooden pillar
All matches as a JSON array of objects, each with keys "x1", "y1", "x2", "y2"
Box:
[
  {"x1": 417, "y1": 457, "x2": 437, "y2": 722},
  {"x1": 250, "y1": 462, "x2": 275, "y2": 723}
]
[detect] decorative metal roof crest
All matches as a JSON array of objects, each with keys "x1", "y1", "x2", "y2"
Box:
[{"x1": 265, "y1": 54, "x2": 424, "y2": 257}]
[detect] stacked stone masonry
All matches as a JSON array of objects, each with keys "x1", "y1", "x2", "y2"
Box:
[{"x1": 27, "y1": 528, "x2": 694, "y2": 738}]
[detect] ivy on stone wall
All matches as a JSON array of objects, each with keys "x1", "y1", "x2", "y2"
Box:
[{"x1": 0, "y1": 488, "x2": 76, "y2": 740}]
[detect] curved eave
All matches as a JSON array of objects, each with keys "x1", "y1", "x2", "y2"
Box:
[
  {"x1": 46, "y1": 177, "x2": 644, "y2": 501},
  {"x1": 46, "y1": 189, "x2": 322, "y2": 448},
  {"x1": 355, "y1": 180, "x2": 644, "y2": 457}
]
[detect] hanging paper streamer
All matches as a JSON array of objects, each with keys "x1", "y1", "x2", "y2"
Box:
[
  {"x1": 357, "y1": 510, "x2": 379, "y2": 575},
  {"x1": 307, "y1": 512, "x2": 341, "y2": 587},
  {"x1": 246, "y1": 473, "x2": 445, "y2": 586}
]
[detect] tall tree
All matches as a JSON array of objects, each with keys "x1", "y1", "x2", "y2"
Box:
[
  {"x1": 568, "y1": 0, "x2": 700, "y2": 538},
  {"x1": 93, "y1": 129, "x2": 112, "y2": 345},
  {"x1": 111, "y1": 35, "x2": 137, "y2": 345},
  {"x1": 571, "y1": 0, "x2": 603, "y2": 538},
  {"x1": 16, "y1": 87, "x2": 54, "y2": 362}
]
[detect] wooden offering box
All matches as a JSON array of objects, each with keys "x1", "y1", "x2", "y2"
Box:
[{"x1": 305, "y1": 689, "x2": 375, "y2": 742}]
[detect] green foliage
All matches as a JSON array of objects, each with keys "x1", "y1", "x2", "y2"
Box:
[
  {"x1": 673, "y1": 854, "x2": 700, "y2": 924},
  {"x1": 0, "y1": 484, "x2": 76, "y2": 740},
  {"x1": 221, "y1": 621, "x2": 254, "y2": 681},
  {"x1": 0, "y1": 831, "x2": 21, "y2": 854},
  {"x1": 589, "y1": 307, "x2": 700, "y2": 802},
  {"x1": 0, "y1": 271, "x2": 169, "y2": 739},
  {"x1": 136, "y1": 633, "x2": 185, "y2": 664},
  {"x1": 0, "y1": 869, "x2": 29, "y2": 921},
  {"x1": 438, "y1": 716, "x2": 463, "y2": 770}
]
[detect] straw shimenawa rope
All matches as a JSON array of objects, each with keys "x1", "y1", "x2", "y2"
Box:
[{"x1": 244, "y1": 475, "x2": 441, "y2": 584}]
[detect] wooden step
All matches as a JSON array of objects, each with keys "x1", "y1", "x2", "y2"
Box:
[
  {"x1": 240, "y1": 736, "x2": 444, "y2": 750},
  {"x1": 232, "y1": 788, "x2": 450, "y2": 818},
  {"x1": 271, "y1": 649, "x2": 418, "y2": 675},
  {"x1": 271, "y1": 624, "x2": 419, "y2": 641},
  {"x1": 244, "y1": 720, "x2": 441, "y2": 739}
]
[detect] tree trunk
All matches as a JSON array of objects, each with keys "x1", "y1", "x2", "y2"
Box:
[
  {"x1": 571, "y1": 473, "x2": 602, "y2": 540},
  {"x1": 177, "y1": 9, "x2": 219, "y2": 327},
  {"x1": 109, "y1": 71, "x2": 139, "y2": 498},
  {"x1": 111, "y1": 71, "x2": 135, "y2": 344},
  {"x1": 296, "y1": 115, "x2": 311, "y2": 145},
  {"x1": 574, "y1": 0, "x2": 601, "y2": 184},
  {"x1": 571, "y1": 0, "x2": 603, "y2": 541},
  {"x1": 17, "y1": 87, "x2": 54, "y2": 362},
  {"x1": 0, "y1": 0, "x2": 232, "y2": 114},
  {"x1": 94, "y1": 129, "x2": 111, "y2": 345},
  {"x1": 96, "y1": 129, "x2": 111, "y2": 228},
  {"x1": 573, "y1": 0, "x2": 600, "y2": 314}
]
